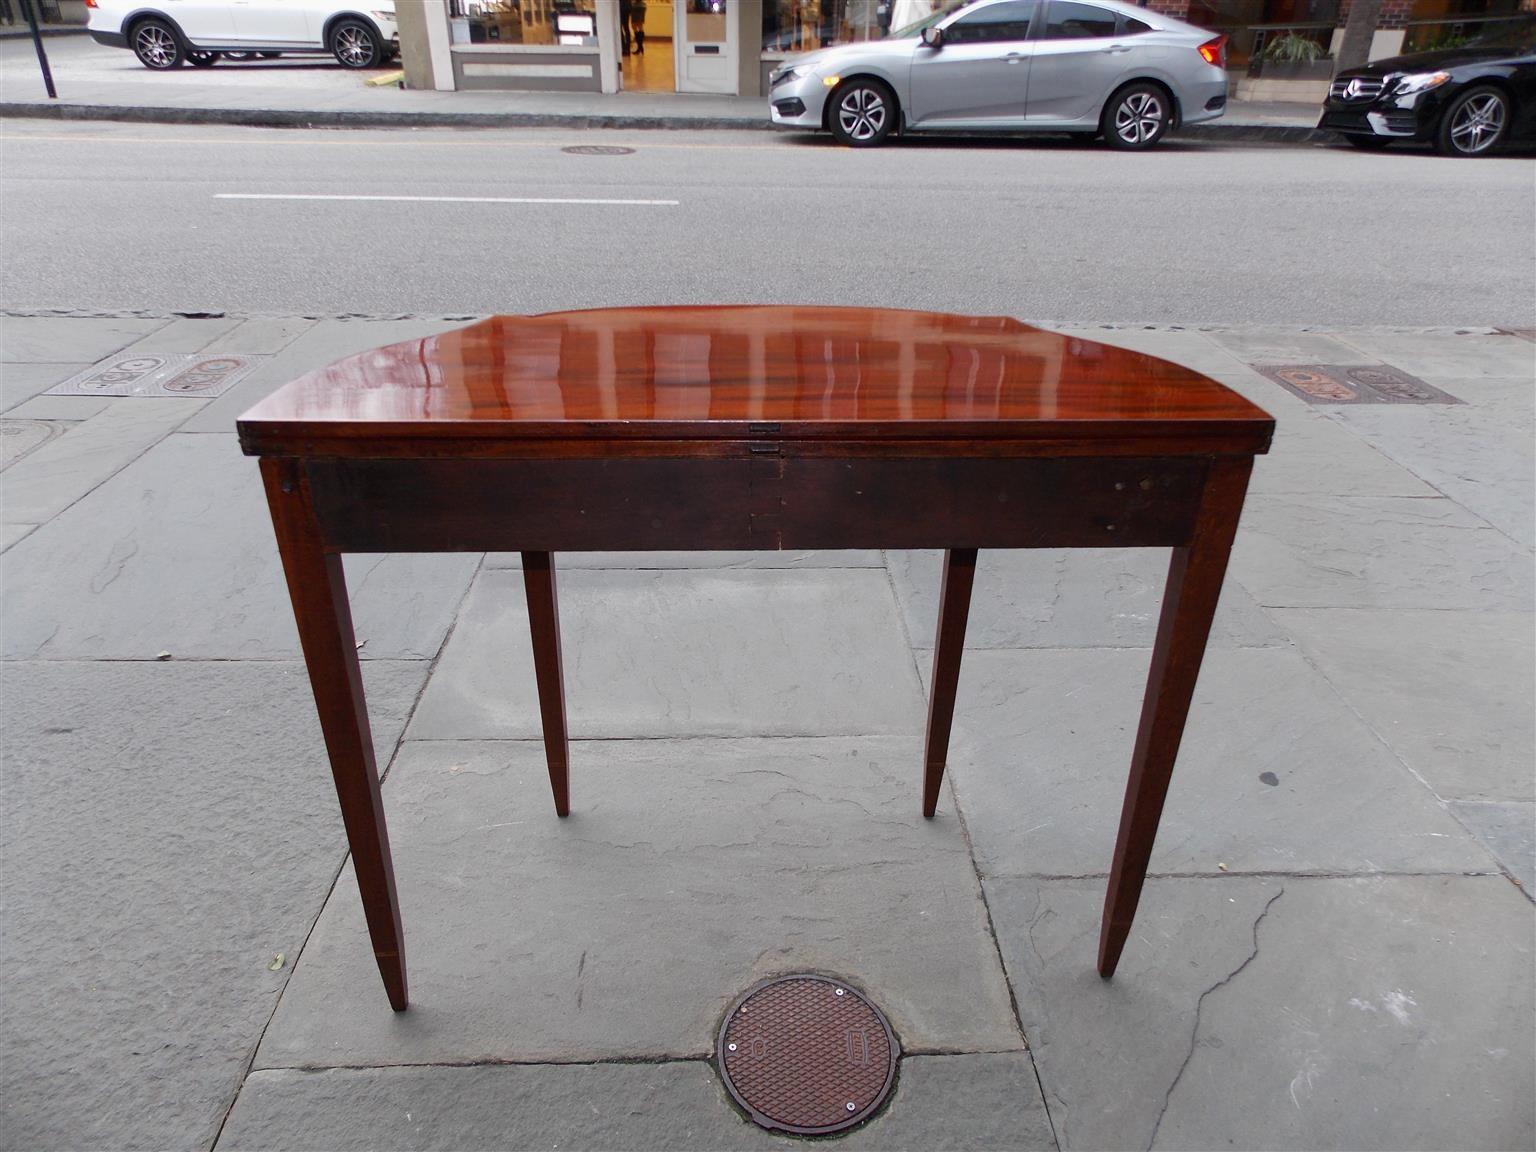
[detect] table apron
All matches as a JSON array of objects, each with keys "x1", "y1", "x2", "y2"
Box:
[{"x1": 304, "y1": 455, "x2": 1210, "y2": 552}]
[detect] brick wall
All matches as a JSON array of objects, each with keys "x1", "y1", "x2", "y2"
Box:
[
  {"x1": 1336, "y1": 0, "x2": 1432, "y2": 29},
  {"x1": 1144, "y1": 0, "x2": 1192, "y2": 16}
]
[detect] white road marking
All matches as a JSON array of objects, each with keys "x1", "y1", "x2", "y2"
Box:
[{"x1": 215, "y1": 192, "x2": 678, "y2": 205}]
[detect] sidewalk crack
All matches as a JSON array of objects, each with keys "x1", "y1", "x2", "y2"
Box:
[{"x1": 1146, "y1": 886, "x2": 1285, "y2": 1151}]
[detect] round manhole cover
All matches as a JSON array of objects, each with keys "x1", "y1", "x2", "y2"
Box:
[
  {"x1": 717, "y1": 974, "x2": 898, "y2": 1136},
  {"x1": 560, "y1": 145, "x2": 635, "y2": 156}
]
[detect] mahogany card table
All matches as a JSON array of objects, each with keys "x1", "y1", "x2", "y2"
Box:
[{"x1": 239, "y1": 306, "x2": 1274, "y2": 1010}]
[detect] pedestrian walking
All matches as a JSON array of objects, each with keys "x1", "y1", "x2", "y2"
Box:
[
  {"x1": 619, "y1": 0, "x2": 633, "y2": 54},
  {"x1": 631, "y1": 0, "x2": 647, "y2": 54}
]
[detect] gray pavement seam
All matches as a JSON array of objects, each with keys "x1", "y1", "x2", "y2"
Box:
[
  {"x1": 1145, "y1": 886, "x2": 1286, "y2": 1152},
  {"x1": 880, "y1": 547, "x2": 1062, "y2": 1147},
  {"x1": 208, "y1": 555, "x2": 484, "y2": 1147}
]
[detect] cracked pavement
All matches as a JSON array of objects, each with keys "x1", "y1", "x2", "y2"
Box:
[{"x1": 1, "y1": 313, "x2": 1532, "y2": 1151}]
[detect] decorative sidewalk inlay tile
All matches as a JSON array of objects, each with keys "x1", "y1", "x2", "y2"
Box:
[
  {"x1": 46, "y1": 353, "x2": 268, "y2": 398},
  {"x1": 1257, "y1": 363, "x2": 1461, "y2": 405}
]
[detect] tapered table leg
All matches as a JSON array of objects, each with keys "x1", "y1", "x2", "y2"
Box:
[
  {"x1": 260, "y1": 459, "x2": 408, "y2": 1011},
  {"x1": 923, "y1": 548, "x2": 978, "y2": 818},
  {"x1": 521, "y1": 551, "x2": 570, "y2": 817},
  {"x1": 1098, "y1": 459, "x2": 1254, "y2": 978}
]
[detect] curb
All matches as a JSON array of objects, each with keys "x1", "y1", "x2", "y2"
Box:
[
  {"x1": 0, "y1": 99, "x2": 1324, "y2": 142},
  {"x1": 0, "y1": 26, "x2": 87, "y2": 39}
]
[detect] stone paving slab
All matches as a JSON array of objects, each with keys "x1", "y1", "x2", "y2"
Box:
[
  {"x1": 985, "y1": 874, "x2": 1535, "y2": 1151},
  {"x1": 4, "y1": 392, "x2": 116, "y2": 420},
  {"x1": 178, "y1": 317, "x2": 478, "y2": 435},
  {"x1": 0, "y1": 658, "x2": 428, "y2": 1152},
  {"x1": 1449, "y1": 801, "x2": 1536, "y2": 894},
  {"x1": 1207, "y1": 328, "x2": 1383, "y2": 366},
  {"x1": 0, "y1": 396, "x2": 203, "y2": 524},
  {"x1": 0, "y1": 362, "x2": 94, "y2": 412},
  {"x1": 255, "y1": 737, "x2": 1022, "y2": 1068},
  {"x1": 1248, "y1": 407, "x2": 1439, "y2": 498},
  {"x1": 887, "y1": 548, "x2": 1286, "y2": 652},
  {"x1": 484, "y1": 549, "x2": 885, "y2": 569},
  {"x1": 212, "y1": 316, "x2": 322, "y2": 356},
  {"x1": 0, "y1": 315, "x2": 166, "y2": 362},
  {"x1": 1330, "y1": 329, "x2": 1536, "y2": 380},
  {"x1": 114, "y1": 315, "x2": 244, "y2": 354},
  {"x1": 943, "y1": 647, "x2": 1489, "y2": 878},
  {"x1": 1229, "y1": 494, "x2": 1534, "y2": 610},
  {"x1": 0, "y1": 522, "x2": 34, "y2": 551},
  {"x1": 408, "y1": 567, "x2": 924, "y2": 741},
  {"x1": 1326, "y1": 400, "x2": 1536, "y2": 549},
  {"x1": 0, "y1": 432, "x2": 481, "y2": 660},
  {"x1": 1272, "y1": 608, "x2": 1535, "y2": 804},
  {"x1": 219, "y1": 1052, "x2": 1055, "y2": 1151}
]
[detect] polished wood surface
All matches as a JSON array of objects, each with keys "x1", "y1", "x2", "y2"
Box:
[
  {"x1": 245, "y1": 306, "x2": 1274, "y2": 1008},
  {"x1": 238, "y1": 307, "x2": 1272, "y2": 457}
]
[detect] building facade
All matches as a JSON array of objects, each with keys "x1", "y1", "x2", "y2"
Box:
[{"x1": 397, "y1": 0, "x2": 1535, "y2": 98}]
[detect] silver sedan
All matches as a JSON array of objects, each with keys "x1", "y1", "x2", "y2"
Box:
[{"x1": 768, "y1": 0, "x2": 1230, "y2": 149}]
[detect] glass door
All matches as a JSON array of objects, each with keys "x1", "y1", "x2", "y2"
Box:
[{"x1": 675, "y1": 0, "x2": 737, "y2": 92}]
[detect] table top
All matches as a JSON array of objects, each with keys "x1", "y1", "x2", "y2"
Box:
[{"x1": 238, "y1": 306, "x2": 1273, "y2": 459}]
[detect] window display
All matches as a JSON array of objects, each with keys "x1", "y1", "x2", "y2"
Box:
[
  {"x1": 763, "y1": 0, "x2": 896, "y2": 52},
  {"x1": 449, "y1": 0, "x2": 597, "y2": 45}
]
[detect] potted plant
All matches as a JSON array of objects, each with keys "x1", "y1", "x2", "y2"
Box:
[{"x1": 1258, "y1": 31, "x2": 1334, "y2": 80}]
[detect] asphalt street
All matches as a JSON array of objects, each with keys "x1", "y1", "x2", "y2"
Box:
[{"x1": 1, "y1": 118, "x2": 1533, "y2": 325}]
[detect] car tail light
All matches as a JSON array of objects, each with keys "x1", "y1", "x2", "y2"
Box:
[
  {"x1": 84, "y1": 0, "x2": 97, "y2": 6},
  {"x1": 1198, "y1": 35, "x2": 1226, "y2": 66}
]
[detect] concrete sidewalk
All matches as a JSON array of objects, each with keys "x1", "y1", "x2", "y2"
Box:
[
  {"x1": 1, "y1": 310, "x2": 1532, "y2": 1151},
  {"x1": 0, "y1": 34, "x2": 1323, "y2": 138}
]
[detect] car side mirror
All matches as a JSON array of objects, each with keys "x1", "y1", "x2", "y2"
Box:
[{"x1": 921, "y1": 25, "x2": 943, "y2": 48}]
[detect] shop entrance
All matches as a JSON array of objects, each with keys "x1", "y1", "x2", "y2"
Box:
[
  {"x1": 621, "y1": 0, "x2": 677, "y2": 91},
  {"x1": 676, "y1": 0, "x2": 736, "y2": 93}
]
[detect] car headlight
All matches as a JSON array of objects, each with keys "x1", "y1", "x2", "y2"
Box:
[
  {"x1": 772, "y1": 66, "x2": 810, "y2": 87},
  {"x1": 371, "y1": 9, "x2": 396, "y2": 23},
  {"x1": 1392, "y1": 71, "x2": 1451, "y2": 95}
]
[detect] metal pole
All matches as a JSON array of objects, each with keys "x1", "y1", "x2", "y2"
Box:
[{"x1": 19, "y1": 0, "x2": 58, "y2": 100}]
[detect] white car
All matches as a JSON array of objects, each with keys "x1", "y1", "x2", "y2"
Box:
[{"x1": 86, "y1": 0, "x2": 398, "y2": 69}]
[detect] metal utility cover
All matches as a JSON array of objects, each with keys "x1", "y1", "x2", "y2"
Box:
[
  {"x1": 717, "y1": 974, "x2": 898, "y2": 1136},
  {"x1": 1257, "y1": 364, "x2": 1461, "y2": 405},
  {"x1": 47, "y1": 354, "x2": 267, "y2": 398},
  {"x1": 561, "y1": 145, "x2": 635, "y2": 155}
]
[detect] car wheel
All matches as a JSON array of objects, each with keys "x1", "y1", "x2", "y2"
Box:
[
  {"x1": 1102, "y1": 82, "x2": 1171, "y2": 150},
  {"x1": 187, "y1": 50, "x2": 221, "y2": 67},
  {"x1": 330, "y1": 18, "x2": 383, "y2": 68},
  {"x1": 1436, "y1": 85, "x2": 1510, "y2": 157},
  {"x1": 131, "y1": 18, "x2": 184, "y2": 70},
  {"x1": 1344, "y1": 134, "x2": 1392, "y2": 150},
  {"x1": 828, "y1": 79, "x2": 896, "y2": 148}
]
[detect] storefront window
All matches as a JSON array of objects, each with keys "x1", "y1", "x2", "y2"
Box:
[
  {"x1": 763, "y1": 0, "x2": 892, "y2": 52},
  {"x1": 1187, "y1": 0, "x2": 1337, "y2": 71},
  {"x1": 448, "y1": 0, "x2": 598, "y2": 46},
  {"x1": 1401, "y1": 0, "x2": 1523, "y2": 52}
]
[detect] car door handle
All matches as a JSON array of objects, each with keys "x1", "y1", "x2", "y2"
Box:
[
  {"x1": 1101, "y1": 43, "x2": 1132, "y2": 53},
  {"x1": 1004, "y1": 52, "x2": 1027, "y2": 62}
]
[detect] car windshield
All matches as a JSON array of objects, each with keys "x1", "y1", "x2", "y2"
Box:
[
  {"x1": 887, "y1": 0, "x2": 973, "y2": 38},
  {"x1": 1464, "y1": 15, "x2": 1536, "y2": 50}
]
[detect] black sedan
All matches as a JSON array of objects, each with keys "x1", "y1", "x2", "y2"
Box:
[{"x1": 1319, "y1": 15, "x2": 1536, "y2": 156}]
